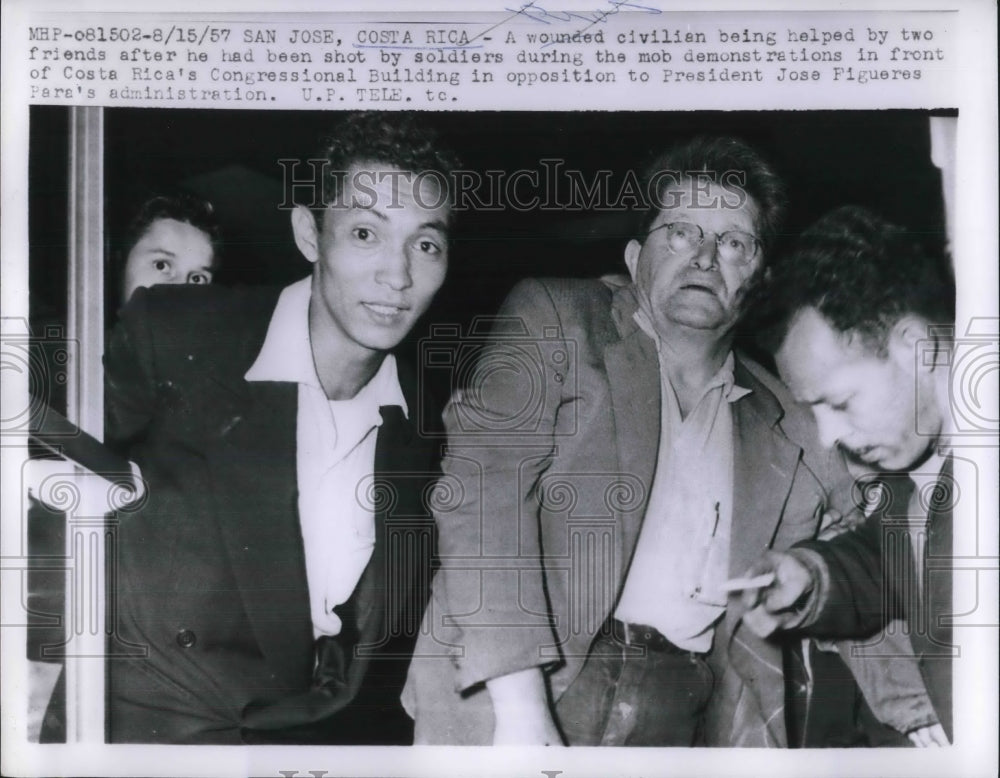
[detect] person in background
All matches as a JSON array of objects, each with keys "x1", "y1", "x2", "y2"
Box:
[
  {"x1": 34, "y1": 190, "x2": 223, "y2": 742},
  {"x1": 118, "y1": 192, "x2": 222, "y2": 303},
  {"x1": 741, "y1": 205, "x2": 955, "y2": 746}
]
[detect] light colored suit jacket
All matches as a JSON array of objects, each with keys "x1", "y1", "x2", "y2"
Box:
[{"x1": 403, "y1": 277, "x2": 854, "y2": 746}]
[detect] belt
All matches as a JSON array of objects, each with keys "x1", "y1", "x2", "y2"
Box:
[{"x1": 608, "y1": 618, "x2": 706, "y2": 657}]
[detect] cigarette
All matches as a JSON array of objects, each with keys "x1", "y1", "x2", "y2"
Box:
[{"x1": 720, "y1": 573, "x2": 776, "y2": 592}]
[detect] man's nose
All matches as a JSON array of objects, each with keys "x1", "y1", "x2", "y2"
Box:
[
  {"x1": 376, "y1": 246, "x2": 413, "y2": 290},
  {"x1": 689, "y1": 236, "x2": 720, "y2": 270}
]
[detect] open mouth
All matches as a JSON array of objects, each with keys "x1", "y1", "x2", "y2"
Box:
[{"x1": 679, "y1": 283, "x2": 718, "y2": 295}]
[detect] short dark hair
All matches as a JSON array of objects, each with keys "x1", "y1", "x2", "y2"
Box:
[
  {"x1": 763, "y1": 205, "x2": 954, "y2": 354},
  {"x1": 633, "y1": 135, "x2": 787, "y2": 250},
  {"x1": 121, "y1": 192, "x2": 222, "y2": 264},
  {"x1": 316, "y1": 112, "x2": 460, "y2": 211}
]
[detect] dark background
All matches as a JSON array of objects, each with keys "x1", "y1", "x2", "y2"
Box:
[{"x1": 29, "y1": 107, "x2": 951, "y2": 385}]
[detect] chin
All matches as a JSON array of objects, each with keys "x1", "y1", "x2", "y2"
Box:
[
  {"x1": 660, "y1": 307, "x2": 723, "y2": 328},
  {"x1": 875, "y1": 454, "x2": 914, "y2": 473},
  {"x1": 360, "y1": 330, "x2": 409, "y2": 352}
]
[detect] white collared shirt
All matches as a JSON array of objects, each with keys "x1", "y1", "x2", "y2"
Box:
[
  {"x1": 614, "y1": 309, "x2": 751, "y2": 652},
  {"x1": 245, "y1": 278, "x2": 408, "y2": 638}
]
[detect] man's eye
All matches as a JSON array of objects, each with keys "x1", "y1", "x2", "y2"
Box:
[
  {"x1": 153, "y1": 259, "x2": 171, "y2": 273},
  {"x1": 724, "y1": 234, "x2": 749, "y2": 252},
  {"x1": 669, "y1": 223, "x2": 697, "y2": 240},
  {"x1": 830, "y1": 401, "x2": 849, "y2": 412},
  {"x1": 352, "y1": 227, "x2": 375, "y2": 242},
  {"x1": 188, "y1": 273, "x2": 211, "y2": 285},
  {"x1": 417, "y1": 239, "x2": 442, "y2": 256}
]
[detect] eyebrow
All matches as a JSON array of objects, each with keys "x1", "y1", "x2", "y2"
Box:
[
  {"x1": 666, "y1": 212, "x2": 756, "y2": 231},
  {"x1": 420, "y1": 219, "x2": 450, "y2": 234},
  {"x1": 348, "y1": 205, "x2": 450, "y2": 234},
  {"x1": 352, "y1": 204, "x2": 389, "y2": 222}
]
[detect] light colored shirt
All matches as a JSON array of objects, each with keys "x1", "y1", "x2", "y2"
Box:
[
  {"x1": 245, "y1": 278, "x2": 408, "y2": 638},
  {"x1": 614, "y1": 310, "x2": 751, "y2": 652}
]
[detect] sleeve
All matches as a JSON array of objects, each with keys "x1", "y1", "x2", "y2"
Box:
[
  {"x1": 104, "y1": 288, "x2": 158, "y2": 450},
  {"x1": 796, "y1": 511, "x2": 890, "y2": 638},
  {"x1": 429, "y1": 278, "x2": 569, "y2": 692}
]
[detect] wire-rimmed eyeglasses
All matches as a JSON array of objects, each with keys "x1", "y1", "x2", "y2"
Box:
[{"x1": 647, "y1": 221, "x2": 762, "y2": 266}]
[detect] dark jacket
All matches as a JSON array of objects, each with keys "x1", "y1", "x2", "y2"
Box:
[
  {"x1": 103, "y1": 283, "x2": 439, "y2": 744},
  {"x1": 796, "y1": 458, "x2": 954, "y2": 741}
]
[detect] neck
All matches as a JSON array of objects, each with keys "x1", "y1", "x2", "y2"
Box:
[
  {"x1": 654, "y1": 328, "x2": 734, "y2": 419},
  {"x1": 308, "y1": 306, "x2": 386, "y2": 401},
  {"x1": 656, "y1": 326, "x2": 734, "y2": 389},
  {"x1": 315, "y1": 351, "x2": 384, "y2": 401}
]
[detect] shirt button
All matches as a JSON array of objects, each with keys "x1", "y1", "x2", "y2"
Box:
[{"x1": 176, "y1": 629, "x2": 196, "y2": 648}]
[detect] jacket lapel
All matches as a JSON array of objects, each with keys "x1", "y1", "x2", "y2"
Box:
[
  {"x1": 207, "y1": 377, "x2": 313, "y2": 684},
  {"x1": 719, "y1": 359, "x2": 816, "y2": 747},
  {"x1": 603, "y1": 286, "x2": 660, "y2": 586},
  {"x1": 728, "y1": 359, "x2": 803, "y2": 579}
]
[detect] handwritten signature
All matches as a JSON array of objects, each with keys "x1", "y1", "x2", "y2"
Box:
[{"x1": 472, "y1": 0, "x2": 662, "y2": 43}]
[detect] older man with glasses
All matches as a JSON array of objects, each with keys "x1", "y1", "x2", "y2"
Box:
[{"x1": 403, "y1": 137, "x2": 855, "y2": 747}]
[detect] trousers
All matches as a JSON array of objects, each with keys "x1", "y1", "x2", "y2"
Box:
[{"x1": 555, "y1": 625, "x2": 715, "y2": 746}]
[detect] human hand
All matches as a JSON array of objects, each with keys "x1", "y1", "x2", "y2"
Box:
[
  {"x1": 492, "y1": 704, "x2": 565, "y2": 746},
  {"x1": 487, "y1": 668, "x2": 566, "y2": 746},
  {"x1": 739, "y1": 551, "x2": 815, "y2": 637},
  {"x1": 907, "y1": 723, "x2": 949, "y2": 747}
]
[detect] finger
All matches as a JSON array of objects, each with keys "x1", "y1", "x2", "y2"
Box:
[
  {"x1": 762, "y1": 561, "x2": 810, "y2": 611},
  {"x1": 908, "y1": 732, "x2": 921, "y2": 747},
  {"x1": 926, "y1": 724, "x2": 949, "y2": 746},
  {"x1": 740, "y1": 585, "x2": 764, "y2": 610},
  {"x1": 761, "y1": 582, "x2": 801, "y2": 613},
  {"x1": 741, "y1": 554, "x2": 778, "y2": 579},
  {"x1": 742, "y1": 605, "x2": 780, "y2": 637}
]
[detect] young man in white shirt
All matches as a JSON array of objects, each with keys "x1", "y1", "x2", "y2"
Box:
[{"x1": 101, "y1": 112, "x2": 457, "y2": 744}]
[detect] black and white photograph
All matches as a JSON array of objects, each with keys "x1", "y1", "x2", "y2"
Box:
[{"x1": 1, "y1": 3, "x2": 996, "y2": 778}]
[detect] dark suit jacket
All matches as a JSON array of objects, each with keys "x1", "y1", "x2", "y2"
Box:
[
  {"x1": 103, "y1": 284, "x2": 439, "y2": 744},
  {"x1": 797, "y1": 459, "x2": 954, "y2": 740},
  {"x1": 403, "y1": 278, "x2": 855, "y2": 746}
]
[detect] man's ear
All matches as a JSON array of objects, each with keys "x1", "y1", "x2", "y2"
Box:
[
  {"x1": 291, "y1": 205, "x2": 320, "y2": 264},
  {"x1": 887, "y1": 315, "x2": 933, "y2": 372},
  {"x1": 624, "y1": 239, "x2": 642, "y2": 281}
]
